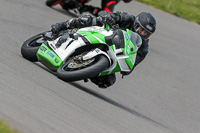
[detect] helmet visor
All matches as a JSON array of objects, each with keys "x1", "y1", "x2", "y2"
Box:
[{"x1": 136, "y1": 26, "x2": 152, "y2": 40}]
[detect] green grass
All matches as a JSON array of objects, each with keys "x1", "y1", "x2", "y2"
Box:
[
  {"x1": 135, "y1": 0, "x2": 200, "y2": 24},
  {"x1": 0, "y1": 120, "x2": 20, "y2": 133}
]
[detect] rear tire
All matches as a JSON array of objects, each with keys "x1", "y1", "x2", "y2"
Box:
[
  {"x1": 21, "y1": 32, "x2": 46, "y2": 62},
  {"x1": 57, "y1": 55, "x2": 109, "y2": 82}
]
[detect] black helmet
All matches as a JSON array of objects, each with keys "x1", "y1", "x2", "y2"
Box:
[{"x1": 133, "y1": 12, "x2": 156, "y2": 40}]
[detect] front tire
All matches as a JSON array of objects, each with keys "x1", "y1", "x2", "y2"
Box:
[
  {"x1": 57, "y1": 55, "x2": 109, "y2": 82},
  {"x1": 21, "y1": 32, "x2": 46, "y2": 62}
]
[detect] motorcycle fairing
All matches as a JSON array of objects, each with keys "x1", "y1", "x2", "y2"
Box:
[{"x1": 36, "y1": 43, "x2": 63, "y2": 71}]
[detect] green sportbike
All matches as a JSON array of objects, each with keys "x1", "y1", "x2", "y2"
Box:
[{"x1": 21, "y1": 24, "x2": 142, "y2": 82}]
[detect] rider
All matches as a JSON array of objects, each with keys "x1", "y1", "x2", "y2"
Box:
[
  {"x1": 47, "y1": 0, "x2": 132, "y2": 16},
  {"x1": 51, "y1": 11, "x2": 157, "y2": 88}
]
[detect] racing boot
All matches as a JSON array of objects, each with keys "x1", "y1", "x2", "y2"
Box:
[
  {"x1": 81, "y1": 5, "x2": 101, "y2": 16},
  {"x1": 46, "y1": 0, "x2": 65, "y2": 7}
]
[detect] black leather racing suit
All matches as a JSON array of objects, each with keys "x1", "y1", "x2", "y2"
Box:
[{"x1": 51, "y1": 11, "x2": 149, "y2": 88}]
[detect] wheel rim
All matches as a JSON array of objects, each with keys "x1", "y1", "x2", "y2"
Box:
[
  {"x1": 65, "y1": 55, "x2": 95, "y2": 71},
  {"x1": 67, "y1": 59, "x2": 95, "y2": 69}
]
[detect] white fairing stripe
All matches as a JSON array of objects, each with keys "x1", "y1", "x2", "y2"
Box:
[{"x1": 48, "y1": 37, "x2": 87, "y2": 61}]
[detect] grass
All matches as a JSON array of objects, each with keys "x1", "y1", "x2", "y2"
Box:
[
  {"x1": 0, "y1": 120, "x2": 20, "y2": 133},
  {"x1": 135, "y1": 0, "x2": 200, "y2": 24}
]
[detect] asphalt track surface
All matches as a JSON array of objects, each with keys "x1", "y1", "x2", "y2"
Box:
[{"x1": 0, "y1": 0, "x2": 200, "y2": 133}]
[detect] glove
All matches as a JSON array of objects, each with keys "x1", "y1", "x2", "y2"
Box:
[
  {"x1": 51, "y1": 23, "x2": 61, "y2": 34},
  {"x1": 100, "y1": 14, "x2": 116, "y2": 26},
  {"x1": 90, "y1": 74, "x2": 116, "y2": 88},
  {"x1": 51, "y1": 21, "x2": 68, "y2": 34},
  {"x1": 55, "y1": 34, "x2": 69, "y2": 48}
]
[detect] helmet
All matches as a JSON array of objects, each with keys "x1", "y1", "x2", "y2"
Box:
[{"x1": 133, "y1": 12, "x2": 156, "y2": 40}]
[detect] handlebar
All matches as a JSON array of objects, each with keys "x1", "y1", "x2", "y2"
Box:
[{"x1": 96, "y1": 16, "x2": 119, "y2": 30}]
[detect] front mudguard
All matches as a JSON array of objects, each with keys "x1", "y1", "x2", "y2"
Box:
[{"x1": 82, "y1": 48, "x2": 112, "y2": 66}]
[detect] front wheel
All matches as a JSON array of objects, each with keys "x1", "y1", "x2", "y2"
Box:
[
  {"x1": 57, "y1": 54, "x2": 109, "y2": 82},
  {"x1": 21, "y1": 32, "x2": 46, "y2": 62}
]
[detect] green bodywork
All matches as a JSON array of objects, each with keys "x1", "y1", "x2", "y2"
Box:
[
  {"x1": 36, "y1": 26, "x2": 137, "y2": 75},
  {"x1": 36, "y1": 43, "x2": 63, "y2": 71},
  {"x1": 77, "y1": 27, "x2": 107, "y2": 44},
  {"x1": 77, "y1": 26, "x2": 137, "y2": 75},
  {"x1": 124, "y1": 29, "x2": 136, "y2": 69}
]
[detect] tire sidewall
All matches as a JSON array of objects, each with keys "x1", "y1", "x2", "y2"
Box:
[
  {"x1": 21, "y1": 32, "x2": 45, "y2": 62},
  {"x1": 57, "y1": 55, "x2": 109, "y2": 82}
]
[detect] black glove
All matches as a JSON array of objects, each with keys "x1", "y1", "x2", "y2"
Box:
[
  {"x1": 51, "y1": 23, "x2": 61, "y2": 34},
  {"x1": 90, "y1": 74, "x2": 116, "y2": 88},
  {"x1": 55, "y1": 34, "x2": 69, "y2": 48},
  {"x1": 51, "y1": 22, "x2": 68, "y2": 34},
  {"x1": 100, "y1": 14, "x2": 116, "y2": 26}
]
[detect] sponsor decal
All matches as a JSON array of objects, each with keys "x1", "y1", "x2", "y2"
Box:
[
  {"x1": 47, "y1": 51, "x2": 54, "y2": 58},
  {"x1": 55, "y1": 58, "x2": 59, "y2": 63},
  {"x1": 40, "y1": 46, "x2": 47, "y2": 52},
  {"x1": 128, "y1": 44, "x2": 131, "y2": 49},
  {"x1": 125, "y1": 33, "x2": 130, "y2": 41}
]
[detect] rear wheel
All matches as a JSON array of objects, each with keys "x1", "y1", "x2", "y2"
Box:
[
  {"x1": 57, "y1": 54, "x2": 109, "y2": 82},
  {"x1": 21, "y1": 32, "x2": 46, "y2": 62}
]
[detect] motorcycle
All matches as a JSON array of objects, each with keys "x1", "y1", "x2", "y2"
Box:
[
  {"x1": 46, "y1": 0, "x2": 91, "y2": 16},
  {"x1": 21, "y1": 22, "x2": 142, "y2": 82}
]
